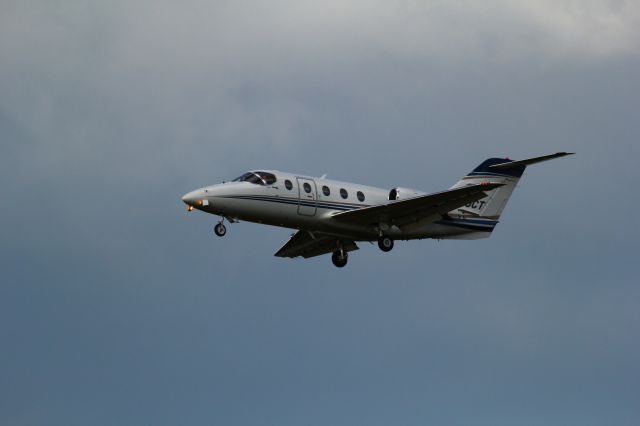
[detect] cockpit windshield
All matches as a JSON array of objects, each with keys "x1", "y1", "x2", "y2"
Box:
[{"x1": 232, "y1": 171, "x2": 277, "y2": 185}]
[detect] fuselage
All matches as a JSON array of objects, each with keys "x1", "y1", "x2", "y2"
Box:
[
  {"x1": 181, "y1": 170, "x2": 491, "y2": 241},
  {"x1": 181, "y1": 153, "x2": 573, "y2": 267}
]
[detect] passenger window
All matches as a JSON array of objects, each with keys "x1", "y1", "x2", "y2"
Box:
[
  {"x1": 285, "y1": 180, "x2": 293, "y2": 190},
  {"x1": 340, "y1": 188, "x2": 348, "y2": 199},
  {"x1": 303, "y1": 182, "x2": 312, "y2": 193},
  {"x1": 322, "y1": 186, "x2": 330, "y2": 196},
  {"x1": 357, "y1": 191, "x2": 365, "y2": 202}
]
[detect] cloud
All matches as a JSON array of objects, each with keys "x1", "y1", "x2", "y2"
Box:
[
  {"x1": 1, "y1": 1, "x2": 640, "y2": 425},
  {"x1": 2, "y1": 1, "x2": 637, "y2": 162}
]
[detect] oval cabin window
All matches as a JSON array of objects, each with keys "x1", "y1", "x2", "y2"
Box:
[{"x1": 340, "y1": 188, "x2": 348, "y2": 199}]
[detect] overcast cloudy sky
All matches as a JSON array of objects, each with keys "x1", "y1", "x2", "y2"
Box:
[{"x1": 1, "y1": 1, "x2": 639, "y2": 425}]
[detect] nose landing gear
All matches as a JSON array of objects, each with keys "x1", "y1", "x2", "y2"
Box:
[{"x1": 214, "y1": 220, "x2": 227, "y2": 237}]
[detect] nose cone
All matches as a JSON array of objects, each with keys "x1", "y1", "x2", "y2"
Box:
[
  {"x1": 182, "y1": 189, "x2": 210, "y2": 211},
  {"x1": 181, "y1": 190, "x2": 199, "y2": 206}
]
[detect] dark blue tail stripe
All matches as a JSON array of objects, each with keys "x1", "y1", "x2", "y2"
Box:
[{"x1": 470, "y1": 158, "x2": 525, "y2": 178}]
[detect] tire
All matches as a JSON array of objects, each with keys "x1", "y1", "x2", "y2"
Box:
[
  {"x1": 214, "y1": 223, "x2": 227, "y2": 237},
  {"x1": 331, "y1": 251, "x2": 348, "y2": 268},
  {"x1": 378, "y1": 237, "x2": 394, "y2": 252}
]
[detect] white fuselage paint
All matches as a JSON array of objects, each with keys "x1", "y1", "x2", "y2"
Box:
[{"x1": 182, "y1": 170, "x2": 489, "y2": 241}]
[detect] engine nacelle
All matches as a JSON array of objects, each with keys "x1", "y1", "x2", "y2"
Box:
[{"x1": 388, "y1": 187, "x2": 423, "y2": 201}]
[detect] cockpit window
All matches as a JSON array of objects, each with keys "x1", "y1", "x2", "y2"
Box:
[
  {"x1": 232, "y1": 171, "x2": 277, "y2": 185},
  {"x1": 233, "y1": 172, "x2": 262, "y2": 184},
  {"x1": 256, "y1": 171, "x2": 277, "y2": 185}
]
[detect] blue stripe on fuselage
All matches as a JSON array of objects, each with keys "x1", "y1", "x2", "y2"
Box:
[
  {"x1": 218, "y1": 195, "x2": 360, "y2": 211},
  {"x1": 218, "y1": 195, "x2": 500, "y2": 231},
  {"x1": 434, "y1": 218, "x2": 498, "y2": 232},
  {"x1": 222, "y1": 195, "x2": 498, "y2": 232}
]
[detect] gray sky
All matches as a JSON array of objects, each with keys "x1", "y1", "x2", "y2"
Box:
[{"x1": 1, "y1": 1, "x2": 639, "y2": 425}]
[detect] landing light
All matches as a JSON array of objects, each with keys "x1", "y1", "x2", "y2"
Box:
[{"x1": 187, "y1": 205, "x2": 193, "y2": 212}]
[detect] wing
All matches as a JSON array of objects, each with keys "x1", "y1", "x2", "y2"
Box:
[
  {"x1": 274, "y1": 230, "x2": 359, "y2": 259},
  {"x1": 331, "y1": 182, "x2": 503, "y2": 227}
]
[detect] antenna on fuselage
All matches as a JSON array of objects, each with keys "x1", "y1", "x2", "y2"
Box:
[{"x1": 320, "y1": 174, "x2": 327, "y2": 179}]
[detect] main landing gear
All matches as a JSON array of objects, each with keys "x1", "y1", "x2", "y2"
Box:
[
  {"x1": 377, "y1": 236, "x2": 394, "y2": 252},
  {"x1": 331, "y1": 250, "x2": 348, "y2": 268}
]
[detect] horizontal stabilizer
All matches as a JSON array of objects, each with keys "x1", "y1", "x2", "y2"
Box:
[{"x1": 489, "y1": 152, "x2": 574, "y2": 170}]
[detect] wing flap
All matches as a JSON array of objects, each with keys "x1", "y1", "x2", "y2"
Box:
[{"x1": 331, "y1": 182, "x2": 503, "y2": 226}]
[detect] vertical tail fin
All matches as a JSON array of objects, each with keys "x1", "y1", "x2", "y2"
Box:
[
  {"x1": 450, "y1": 158, "x2": 526, "y2": 219},
  {"x1": 444, "y1": 152, "x2": 574, "y2": 238}
]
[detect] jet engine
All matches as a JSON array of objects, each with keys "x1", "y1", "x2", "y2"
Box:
[{"x1": 388, "y1": 187, "x2": 423, "y2": 201}]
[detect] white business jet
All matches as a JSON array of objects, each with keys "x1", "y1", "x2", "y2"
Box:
[{"x1": 182, "y1": 152, "x2": 573, "y2": 267}]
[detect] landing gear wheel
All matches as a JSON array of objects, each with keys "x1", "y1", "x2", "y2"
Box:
[
  {"x1": 214, "y1": 223, "x2": 227, "y2": 237},
  {"x1": 331, "y1": 251, "x2": 348, "y2": 268},
  {"x1": 378, "y1": 237, "x2": 394, "y2": 252}
]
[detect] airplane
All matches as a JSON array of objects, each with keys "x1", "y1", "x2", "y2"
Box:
[{"x1": 181, "y1": 152, "x2": 574, "y2": 267}]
